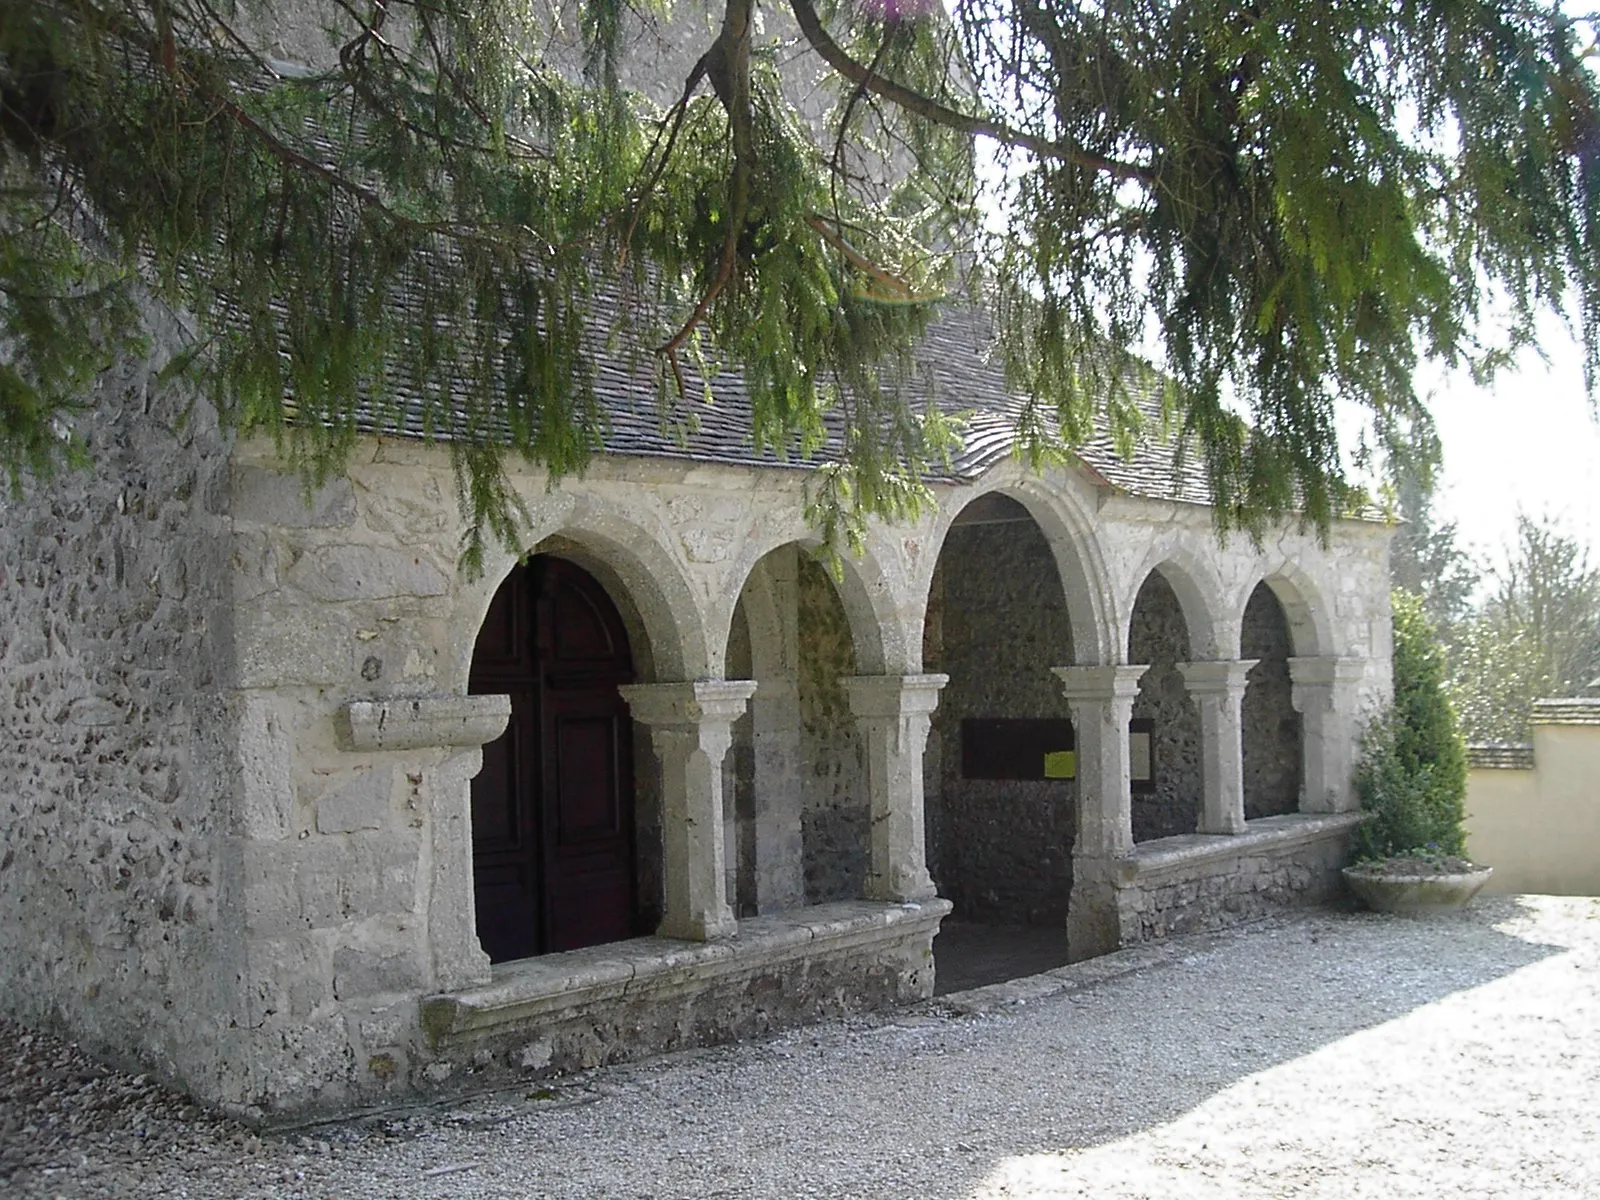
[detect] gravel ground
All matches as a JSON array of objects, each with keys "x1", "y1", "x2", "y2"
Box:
[{"x1": 5, "y1": 894, "x2": 1598, "y2": 1199}]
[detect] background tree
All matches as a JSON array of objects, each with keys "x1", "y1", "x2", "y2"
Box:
[
  {"x1": 1379, "y1": 408, "x2": 1479, "y2": 639},
  {"x1": 1450, "y1": 512, "x2": 1600, "y2": 741},
  {"x1": 3, "y1": 0, "x2": 1599, "y2": 563}
]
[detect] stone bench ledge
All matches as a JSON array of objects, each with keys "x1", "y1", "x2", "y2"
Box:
[
  {"x1": 1121, "y1": 812, "x2": 1364, "y2": 885},
  {"x1": 422, "y1": 898, "x2": 952, "y2": 1047}
]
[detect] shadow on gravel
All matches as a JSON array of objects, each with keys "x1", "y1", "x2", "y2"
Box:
[{"x1": 905, "y1": 895, "x2": 1575, "y2": 1199}]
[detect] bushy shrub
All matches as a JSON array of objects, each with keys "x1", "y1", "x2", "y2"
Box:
[{"x1": 1355, "y1": 590, "x2": 1469, "y2": 860}]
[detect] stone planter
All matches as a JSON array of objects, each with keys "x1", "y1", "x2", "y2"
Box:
[{"x1": 1341, "y1": 864, "x2": 1494, "y2": 915}]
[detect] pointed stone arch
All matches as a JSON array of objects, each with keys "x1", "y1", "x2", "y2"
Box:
[
  {"x1": 1234, "y1": 562, "x2": 1336, "y2": 659},
  {"x1": 1122, "y1": 548, "x2": 1226, "y2": 662}
]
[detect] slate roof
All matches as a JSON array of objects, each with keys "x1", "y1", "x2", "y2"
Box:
[
  {"x1": 1530, "y1": 699, "x2": 1600, "y2": 725},
  {"x1": 1465, "y1": 743, "x2": 1536, "y2": 770},
  {"x1": 365, "y1": 293, "x2": 1218, "y2": 508}
]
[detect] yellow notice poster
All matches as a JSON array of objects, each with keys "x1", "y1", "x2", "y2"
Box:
[{"x1": 1043, "y1": 750, "x2": 1076, "y2": 779}]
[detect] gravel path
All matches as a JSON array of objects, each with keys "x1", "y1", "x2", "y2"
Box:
[{"x1": 6, "y1": 895, "x2": 1598, "y2": 1199}]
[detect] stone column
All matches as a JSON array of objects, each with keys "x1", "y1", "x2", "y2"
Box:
[
  {"x1": 1052, "y1": 666, "x2": 1149, "y2": 857},
  {"x1": 1052, "y1": 665, "x2": 1148, "y2": 960},
  {"x1": 427, "y1": 747, "x2": 493, "y2": 989},
  {"x1": 1289, "y1": 657, "x2": 1366, "y2": 813},
  {"x1": 620, "y1": 680, "x2": 757, "y2": 941},
  {"x1": 841, "y1": 674, "x2": 948, "y2": 903},
  {"x1": 1177, "y1": 659, "x2": 1257, "y2": 835}
]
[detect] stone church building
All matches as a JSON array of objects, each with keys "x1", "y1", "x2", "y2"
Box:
[{"x1": 0, "y1": 297, "x2": 1392, "y2": 1121}]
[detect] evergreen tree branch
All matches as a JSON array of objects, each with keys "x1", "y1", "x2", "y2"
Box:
[
  {"x1": 620, "y1": 51, "x2": 711, "y2": 264},
  {"x1": 787, "y1": 0, "x2": 1152, "y2": 183}
]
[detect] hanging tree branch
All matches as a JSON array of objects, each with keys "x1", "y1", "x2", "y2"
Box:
[{"x1": 787, "y1": 0, "x2": 1154, "y2": 183}]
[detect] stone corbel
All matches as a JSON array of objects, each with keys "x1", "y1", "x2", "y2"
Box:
[
  {"x1": 336, "y1": 695, "x2": 511, "y2": 753},
  {"x1": 330, "y1": 694, "x2": 512, "y2": 992}
]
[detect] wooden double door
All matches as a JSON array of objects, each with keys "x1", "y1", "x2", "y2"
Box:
[{"x1": 468, "y1": 556, "x2": 638, "y2": 962}]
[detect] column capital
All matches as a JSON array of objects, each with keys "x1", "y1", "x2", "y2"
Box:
[
  {"x1": 619, "y1": 680, "x2": 757, "y2": 728},
  {"x1": 1177, "y1": 658, "x2": 1259, "y2": 695},
  {"x1": 841, "y1": 673, "x2": 948, "y2": 719},
  {"x1": 1051, "y1": 664, "x2": 1149, "y2": 703},
  {"x1": 1287, "y1": 656, "x2": 1366, "y2": 689}
]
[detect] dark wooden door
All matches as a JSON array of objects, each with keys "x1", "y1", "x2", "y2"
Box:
[{"x1": 468, "y1": 556, "x2": 637, "y2": 962}]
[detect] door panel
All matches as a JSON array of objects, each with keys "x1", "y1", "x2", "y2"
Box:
[
  {"x1": 553, "y1": 715, "x2": 623, "y2": 844},
  {"x1": 468, "y1": 556, "x2": 637, "y2": 963}
]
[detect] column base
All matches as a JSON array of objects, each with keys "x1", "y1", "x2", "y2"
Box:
[
  {"x1": 1066, "y1": 854, "x2": 1130, "y2": 962},
  {"x1": 657, "y1": 909, "x2": 738, "y2": 942},
  {"x1": 865, "y1": 866, "x2": 938, "y2": 904}
]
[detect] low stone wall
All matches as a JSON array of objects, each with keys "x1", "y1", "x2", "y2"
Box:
[
  {"x1": 414, "y1": 899, "x2": 948, "y2": 1112},
  {"x1": 1111, "y1": 814, "x2": 1361, "y2": 942}
]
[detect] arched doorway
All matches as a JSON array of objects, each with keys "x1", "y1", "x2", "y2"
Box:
[
  {"x1": 922, "y1": 491, "x2": 1078, "y2": 992},
  {"x1": 468, "y1": 555, "x2": 638, "y2": 962}
]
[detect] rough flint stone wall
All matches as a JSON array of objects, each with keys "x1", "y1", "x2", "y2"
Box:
[
  {"x1": 1128, "y1": 573, "x2": 1202, "y2": 842},
  {"x1": 924, "y1": 520, "x2": 1076, "y2": 924},
  {"x1": 1117, "y1": 825, "x2": 1355, "y2": 941},
  {"x1": 797, "y1": 556, "x2": 867, "y2": 904},
  {"x1": 724, "y1": 599, "x2": 758, "y2": 916},
  {"x1": 0, "y1": 317, "x2": 237, "y2": 1099},
  {"x1": 1241, "y1": 583, "x2": 1302, "y2": 820}
]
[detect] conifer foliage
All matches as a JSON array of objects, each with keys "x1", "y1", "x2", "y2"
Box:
[
  {"x1": 2, "y1": 0, "x2": 1598, "y2": 563},
  {"x1": 1356, "y1": 591, "x2": 1469, "y2": 859}
]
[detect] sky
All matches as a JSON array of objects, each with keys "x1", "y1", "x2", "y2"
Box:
[{"x1": 1418, "y1": 314, "x2": 1600, "y2": 568}]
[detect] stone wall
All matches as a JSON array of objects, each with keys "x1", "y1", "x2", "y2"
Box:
[
  {"x1": 1115, "y1": 816, "x2": 1358, "y2": 942},
  {"x1": 1, "y1": 390, "x2": 1390, "y2": 1121},
  {"x1": 417, "y1": 899, "x2": 947, "y2": 1097},
  {"x1": 797, "y1": 555, "x2": 867, "y2": 905},
  {"x1": 723, "y1": 598, "x2": 758, "y2": 916},
  {"x1": 1128, "y1": 573, "x2": 1202, "y2": 842},
  {"x1": 0, "y1": 314, "x2": 237, "y2": 1099},
  {"x1": 924, "y1": 517, "x2": 1076, "y2": 924},
  {"x1": 1241, "y1": 583, "x2": 1301, "y2": 819}
]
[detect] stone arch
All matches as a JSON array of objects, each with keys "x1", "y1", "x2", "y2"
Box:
[
  {"x1": 444, "y1": 499, "x2": 710, "y2": 696},
  {"x1": 920, "y1": 481, "x2": 1083, "y2": 934},
  {"x1": 1235, "y1": 562, "x2": 1335, "y2": 659},
  {"x1": 1240, "y1": 580, "x2": 1304, "y2": 819},
  {"x1": 923, "y1": 466, "x2": 1117, "y2": 667},
  {"x1": 718, "y1": 530, "x2": 902, "y2": 676},
  {"x1": 1127, "y1": 567, "x2": 1204, "y2": 842},
  {"x1": 722, "y1": 542, "x2": 868, "y2": 912},
  {"x1": 1122, "y1": 548, "x2": 1226, "y2": 661}
]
